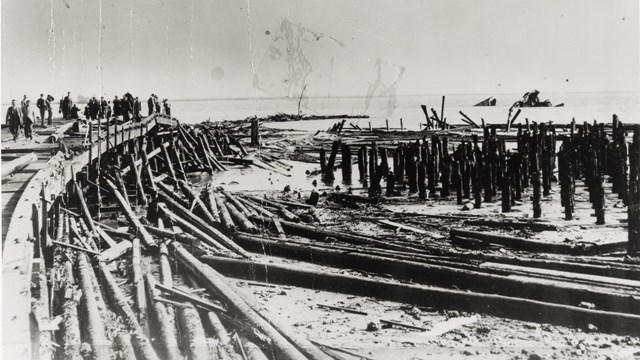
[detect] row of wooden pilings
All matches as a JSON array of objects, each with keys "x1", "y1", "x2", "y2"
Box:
[{"x1": 318, "y1": 118, "x2": 640, "y2": 255}]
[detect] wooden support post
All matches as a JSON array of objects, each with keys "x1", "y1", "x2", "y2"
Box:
[
  {"x1": 341, "y1": 143, "x2": 352, "y2": 184},
  {"x1": 417, "y1": 161, "x2": 427, "y2": 200},
  {"x1": 324, "y1": 141, "x2": 340, "y2": 182}
]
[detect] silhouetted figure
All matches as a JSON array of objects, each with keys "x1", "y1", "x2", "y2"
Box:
[
  {"x1": 45, "y1": 95, "x2": 54, "y2": 125},
  {"x1": 100, "y1": 96, "x2": 108, "y2": 119},
  {"x1": 37, "y1": 94, "x2": 46, "y2": 126},
  {"x1": 113, "y1": 96, "x2": 121, "y2": 117},
  {"x1": 22, "y1": 100, "x2": 34, "y2": 140},
  {"x1": 6, "y1": 99, "x2": 22, "y2": 141},
  {"x1": 62, "y1": 92, "x2": 73, "y2": 120},
  {"x1": 163, "y1": 99, "x2": 171, "y2": 116},
  {"x1": 147, "y1": 94, "x2": 155, "y2": 116}
]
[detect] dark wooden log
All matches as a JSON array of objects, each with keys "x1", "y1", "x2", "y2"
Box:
[
  {"x1": 132, "y1": 238, "x2": 147, "y2": 329},
  {"x1": 225, "y1": 201, "x2": 259, "y2": 234},
  {"x1": 128, "y1": 154, "x2": 148, "y2": 206},
  {"x1": 144, "y1": 274, "x2": 181, "y2": 360},
  {"x1": 156, "y1": 191, "x2": 249, "y2": 257},
  {"x1": 106, "y1": 179, "x2": 157, "y2": 249},
  {"x1": 214, "y1": 193, "x2": 237, "y2": 233},
  {"x1": 171, "y1": 244, "x2": 309, "y2": 360},
  {"x1": 76, "y1": 254, "x2": 110, "y2": 360},
  {"x1": 98, "y1": 262, "x2": 160, "y2": 360},
  {"x1": 157, "y1": 203, "x2": 229, "y2": 253},
  {"x1": 202, "y1": 255, "x2": 640, "y2": 336},
  {"x1": 60, "y1": 258, "x2": 83, "y2": 360},
  {"x1": 177, "y1": 303, "x2": 209, "y2": 360}
]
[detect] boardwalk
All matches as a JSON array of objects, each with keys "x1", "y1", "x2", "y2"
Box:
[{"x1": 1, "y1": 115, "x2": 168, "y2": 359}]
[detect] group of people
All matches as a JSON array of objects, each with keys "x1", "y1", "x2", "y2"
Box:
[
  {"x1": 148, "y1": 94, "x2": 171, "y2": 116},
  {"x1": 4, "y1": 94, "x2": 54, "y2": 141},
  {"x1": 6, "y1": 91, "x2": 173, "y2": 142}
]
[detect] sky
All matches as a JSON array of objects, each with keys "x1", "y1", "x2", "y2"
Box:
[{"x1": 1, "y1": 0, "x2": 638, "y2": 102}]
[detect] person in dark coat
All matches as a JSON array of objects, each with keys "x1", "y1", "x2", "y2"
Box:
[
  {"x1": 134, "y1": 97, "x2": 142, "y2": 121},
  {"x1": 63, "y1": 92, "x2": 73, "y2": 120},
  {"x1": 163, "y1": 99, "x2": 171, "y2": 116},
  {"x1": 100, "y1": 97, "x2": 108, "y2": 119},
  {"x1": 36, "y1": 94, "x2": 46, "y2": 126},
  {"x1": 113, "y1": 96, "x2": 121, "y2": 117},
  {"x1": 154, "y1": 95, "x2": 161, "y2": 113},
  {"x1": 90, "y1": 97, "x2": 100, "y2": 120},
  {"x1": 106, "y1": 101, "x2": 112, "y2": 119},
  {"x1": 45, "y1": 95, "x2": 54, "y2": 125},
  {"x1": 70, "y1": 104, "x2": 81, "y2": 119},
  {"x1": 122, "y1": 94, "x2": 131, "y2": 122},
  {"x1": 6, "y1": 99, "x2": 22, "y2": 141},
  {"x1": 147, "y1": 94, "x2": 155, "y2": 116}
]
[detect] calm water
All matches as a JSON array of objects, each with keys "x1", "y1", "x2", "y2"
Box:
[
  {"x1": 3, "y1": 92, "x2": 638, "y2": 131},
  {"x1": 170, "y1": 92, "x2": 640, "y2": 131}
]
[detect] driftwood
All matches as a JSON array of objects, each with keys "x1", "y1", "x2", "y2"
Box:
[
  {"x1": 232, "y1": 233, "x2": 640, "y2": 315},
  {"x1": 76, "y1": 254, "x2": 110, "y2": 360},
  {"x1": 171, "y1": 243, "x2": 309, "y2": 360},
  {"x1": 176, "y1": 303, "x2": 210, "y2": 360},
  {"x1": 157, "y1": 195, "x2": 248, "y2": 257},
  {"x1": 144, "y1": 274, "x2": 181, "y2": 360},
  {"x1": 96, "y1": 240, "x2": 132, "y2": 262},
  {"x1": 214, "y1": 193, "x2": 237, "y2": 233},
  {"x1": 106, "y1": 179, "x2": 157, "y2": 249},
  {"x1": 98, "y1": 262, "x2": 160, "y2": 360},
  {"x1": 132, "y1": 238, "x2": 147, "y2": 328},
  {"x1": 202, "y1": 255, "x2": 640, "y2": 336},
  {"x1": 1, "y1": 152, "x2": 38, "y2": 178},
  {"x1": 451, "y1": 228, "x2": 627, "y2": 255},
  {"x1": 158, "y1": 203, "x2": 228, "y2": 253}
]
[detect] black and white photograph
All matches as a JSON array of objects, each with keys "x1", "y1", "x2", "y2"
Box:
[{"x1": 1, "y1": 0, "x2": 639, "y2": 359}]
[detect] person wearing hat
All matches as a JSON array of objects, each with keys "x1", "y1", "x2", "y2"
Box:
[
  {"x1": 37, "y1": 94, "x2": 46, "y2": 126},
  {"x1": 6, "y1": 99, "x2": 23, "y2": 141},
  {"x1": 147, "y1": 94, "x2": 155, "y2": 116}
]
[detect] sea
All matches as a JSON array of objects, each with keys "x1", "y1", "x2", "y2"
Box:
[
  {"x1": 2, "y1": 91, "x2": 638, "y2": 131},
  {"x1": 169, "y1": 92, "x2": 640, "y2": 131}
]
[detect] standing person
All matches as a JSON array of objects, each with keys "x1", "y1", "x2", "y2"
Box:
[
  {"x1": 106, "y1": 101, "x2": 112, "y2": 119},
  {"x1": 6, "y1": 99, "x2": 22, "y2": 141},
  {"x1": 45, "y1": 95, "x2": 54, "y2": 125},
  {"x1": 147, "y1": 94, "x2": 155, "y2": 116},
  {"x1": 90, "y1": 97, "x2": 100, "y2": 120},
  {"x1": 134, "y1": 97, "x2": 141, "y2": 121},
  {"x1": 100, "y1": 96, "x2": 108, "y2": 119},
  {"x1": 154, "y1": 95, "x2": 161, "y2": 114},
  {"x1": 163, "y1": 99, "x2": 171, "y2": 116},
  {"x1": 21, "y1": 94, "x2": 28, "y2": 110},
  {"x1": 113, "y1": 96, "x2": 121, "y2": 117},
  {"x1": 58, "y1": 95, "x2": 64, "y2": 118},
  {"x1": 36, "y1": 94, "x2": 46, "y2": 126},
  {"x1": 122, "y1": 94, "x2": 131, "y2": 122},
  {"x1": 63, "y1": 92, "x2": 73, "y2": 120},
  {"x1": 22, "y1": 100, "x2": 35, "y2": 140}
]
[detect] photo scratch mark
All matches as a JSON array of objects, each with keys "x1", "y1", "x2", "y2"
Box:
[{"x1": 352, "y1": 28, "x2": 394, "y2": 44}]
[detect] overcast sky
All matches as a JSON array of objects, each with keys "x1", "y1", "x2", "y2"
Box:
[{"x1": 1, "y1": 0, "x2": 638, "y2": 102}]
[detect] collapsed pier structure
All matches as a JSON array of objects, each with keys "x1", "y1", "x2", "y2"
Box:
[{"x1": 2, "y1": 111, "x2": 640, "y2": 359}]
